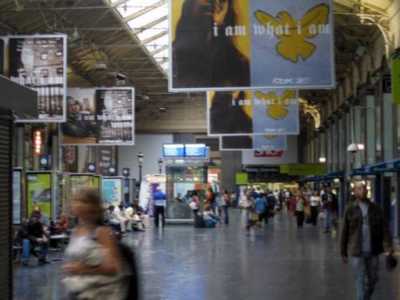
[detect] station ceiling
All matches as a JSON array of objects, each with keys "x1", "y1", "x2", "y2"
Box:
[{"x1": 0, "y1": 0, "x2": 392, "y2": 132}]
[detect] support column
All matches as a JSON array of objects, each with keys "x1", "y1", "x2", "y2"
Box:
[{"x1": 221, "y1": 151, "x2": 242, "y2": 193}]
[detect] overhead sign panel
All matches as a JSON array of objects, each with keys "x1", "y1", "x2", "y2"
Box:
[
  {"x1": 169, "y1": 0, "x2": 335, "y2": 91},
  {"x1": 208, "y1": 89, "x2": 299, "y2": 136},
  {"x1": 220, "y1": 135, "x2": 287, "y2": 151},
  {"x1": 62, "y1": 88, "x2": 135, "y2": 145},
  {"x1": 7, "y1": 34, "x2": 67, "y2": 122}
]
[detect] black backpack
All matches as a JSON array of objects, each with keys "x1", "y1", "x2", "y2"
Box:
[{"x1": 119, "y1": 242, "x2": 140, "y2": 300}]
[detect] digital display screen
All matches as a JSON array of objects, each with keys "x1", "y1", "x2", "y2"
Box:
[
  {"x1": 185, "y1": 144, "x2": 207, "y2": 157},
  {"x1": 163, "y1": 144, "x2": 185, "y2": 157}
]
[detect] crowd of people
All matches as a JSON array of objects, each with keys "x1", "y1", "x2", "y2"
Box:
[{"x1": 13, "y1": 180, "x2": 398, "y2": 300}]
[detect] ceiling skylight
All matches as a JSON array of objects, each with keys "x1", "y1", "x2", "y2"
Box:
[{"x1": 111, "y1": 0, "x2": 169, "y2": 73}]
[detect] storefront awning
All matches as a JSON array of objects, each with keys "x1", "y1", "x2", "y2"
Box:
[{"x1": 0, "y1": 76, "x2": 38, "y2": 119}]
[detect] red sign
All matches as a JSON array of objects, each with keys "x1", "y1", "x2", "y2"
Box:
[{"x1": 254, "y1": 150, "x2": 284, "y2": 158}]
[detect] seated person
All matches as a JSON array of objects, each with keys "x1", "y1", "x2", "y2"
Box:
[
  {"x1": 56, "y1": 213, "x2": 69, "y2": 234},
  {"x1": 203, "y1": 204, "x2": 220, "y2": 228},
  {"x1": 104, "y1": 205, "x2": 122, "y2": 232},
  {"x1": 125, "y1": 206, "x2": 145, "y2": 231},
  {"x1": 21, "y1": 215, "x2": 49, "y2": 265},
  {"x1": 114, "y1": 203, "x2": 131, "y2": 233}
]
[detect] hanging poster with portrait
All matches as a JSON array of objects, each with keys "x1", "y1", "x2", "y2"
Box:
[
  {"x1": 220, "y1": 135, "x2": 287, "y2": 151},
  {"x1": 208, "y1": 89, "x2": 299, "y2": 136},
  {"x1": 8, "y1": 34, "x2": 67, "y2": 122},
  {"x1": 169, "y1": 0, "x2": 335, "y2": 91},
  {"x1": 62, "y1": 88, "x2": 135, "y2": 145}
]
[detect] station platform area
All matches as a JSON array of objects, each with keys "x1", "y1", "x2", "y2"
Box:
[{"x1": 14, "y1": 210, "x2": 400, "y2": 300}]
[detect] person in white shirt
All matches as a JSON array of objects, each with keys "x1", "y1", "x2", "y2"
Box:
[
  {"x1": 113, "y1": 204, "x2": 130, "y2": 233},
  {"x1": 309, "y1": 191, "x2": 321, "y2": 226}
]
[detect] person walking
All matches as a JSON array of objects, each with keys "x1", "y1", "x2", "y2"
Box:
[
  {"x1": 63, "y1": 188, "x2": 127, "y2": 300},
  {"x1": 341, "y1": 182, "x2": 394, "y2": 300},
  {"x1": 295, "y1": 191, "x2": 306, "y2": 228},
  {"x1": 322, "y1": 186, "x2": 338, "y2": 233},
  {"x1": 309, "y1": 191, "x2": 321, "y2": 226},
  {"x1": 222, "y1": 190, "x2": 231, "y2": 225},
  {"x1": 153, "y1": 185, "x2": 167, "y2": 228}
]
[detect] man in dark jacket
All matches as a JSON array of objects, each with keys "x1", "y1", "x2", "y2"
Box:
[{"x1": 341, "y1": 182, "x2": 393, "y2": 300}]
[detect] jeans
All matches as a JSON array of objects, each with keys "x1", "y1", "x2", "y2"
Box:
[
  {"x1": 22, "y1": 239, "x2": 49, "y2": 263},
  {"x1": 325, "y1": 210, "x2": 332, "y2": 231},
  {"x1": 352, "y1": 255, "x2": 379, "y2": 300},
  {"x1": 296, "y1": 211, "x2": 305, "y2": 228},
  {"x1": 154, "y1": 205, "x2": 165, "y2": 228},
  {"x1": 22, "y1": 239, "x2": 31, "y2": 263},
  {"x1": 310, "y1": 206, "x2": 319, "y2": 226},
  {"x1": 223, "y1": 206, "x2": 229, "y2": 225}
]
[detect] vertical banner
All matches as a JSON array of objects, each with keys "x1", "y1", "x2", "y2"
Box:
[
  {"x1": 8, "y1": 35, "x2": 67, "y2": 122},
  {"x1": 391, "y1": 50, "x2": 400, "y2": 104},
  {"x1": 170, "y1": 0, "x2": 334, "y2": 91},
  {"x1": 220, "y1": 135, "x2": 287, "y2": 151},
  {"x1": 12, "y1": 169, "x2": 22, "y2": 224},
  {"x1": 208, "y1": 89, "x2": 299, "y2": 135},
  {"x1": 26, "y1": 172, "x2": 52, "y2": 221},
  {"x1": 62, "y1": 88, "x2": 135, "y2": 145}
]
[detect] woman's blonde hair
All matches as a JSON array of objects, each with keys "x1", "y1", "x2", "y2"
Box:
[{"x1": 73, "y1": 188, "x2": 104, "y2": 224}]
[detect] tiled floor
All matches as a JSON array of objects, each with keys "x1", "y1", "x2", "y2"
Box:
[{"x1": 14, "y1": 210, "x2": 400, "y2": 300}]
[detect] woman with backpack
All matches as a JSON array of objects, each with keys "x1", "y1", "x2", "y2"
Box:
[{"x1": 63, "y1": 188, "x2": 130, "y2": 300}]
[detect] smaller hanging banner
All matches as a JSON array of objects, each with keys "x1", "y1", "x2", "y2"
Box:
[{"x1": 208, "y1": 89, "x2": 299, "y2": 136}]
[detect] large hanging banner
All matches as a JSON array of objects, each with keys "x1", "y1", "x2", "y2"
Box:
[
  {"x1": 169, "y1": 0, "x2": 334, "y2": 91},
  {"x1": 26, "y1": 172, "x2": 52, "y2": 221},
  {"x1": 62, "y1": 88, "x2": 135, "y2": 145},
  {"x1": 220, "y1": 135, "x2": 287, "y2": 151},
  {"x1": 208, "y1": 89, "x2": 299, "y2": 135},
  {"x1": 8, "y1": 34, "x2": 67, "y2": 122}
]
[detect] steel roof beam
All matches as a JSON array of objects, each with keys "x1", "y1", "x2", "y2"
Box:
[{"x1": 124, "y1": 0, "x2": 166, "y2": 23}]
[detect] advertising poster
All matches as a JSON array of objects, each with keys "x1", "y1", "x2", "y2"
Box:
[
  {"x1": 220, "y1": 135, "x2": 287, "y2": 151},
  {"x1": 392, "y1": 50, "x2": 400, "y2": 104},
  {"x1": 102, "y1": 177, "x2": 123, "y2": 206},
  {"x1": 62, "y1": 145, "x2": 78, "y2": 172},
  {"x1": 12, "y1": 169, "x2": 22, "y2": 224},
  {"x1": 208, "y1": 89, "x2": 299, "y2": 135},
  {"x1": 8, "y1": 35, "x2": 67, "y2": 122},
  {"x1": 69, "y1": 175, "x2": 94, "y2": 197},
  {"x1": 26, "y1": 173, "x2": 52, "y2": 220},
  {"x1": 169, "y1": 0, "x2": 334, "y2": 91},
  {"x1": 62, "y1": 88, "x2": 135, "y2": 145}
]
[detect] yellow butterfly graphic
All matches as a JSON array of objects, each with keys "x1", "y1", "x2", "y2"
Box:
[
  {"x1": 255, "y1": 4, "x2": 330, "y2": 63},
  {"x1": 255, "y1": 90, "x2": 295, "y2": 120}
]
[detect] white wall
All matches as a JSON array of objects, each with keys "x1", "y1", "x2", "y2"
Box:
[
  {"x1": 118, "y1": 134, "x2": 173, "y2": 178},
  {"x1": 241, "y1": 136, "x2": 298, "y2": 165}
]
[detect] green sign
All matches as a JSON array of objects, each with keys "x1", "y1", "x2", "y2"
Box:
[
  {"x1": 235, "y1": 173, "x2": 249, "y2": 185},
  {"x1": 26, "y1": 173, "x2": 52, "y2": 219},
  {"x1": 280, "y1": 164, "x2": 326, "y2": 176},
  {"x1": 392, "y1": 51, "x2": 400, "y2": 104}
]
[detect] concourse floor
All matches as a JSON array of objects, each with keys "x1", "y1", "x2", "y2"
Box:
[{"x1": 14, "y1": 210, "x2": 400, "y2": 300}]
